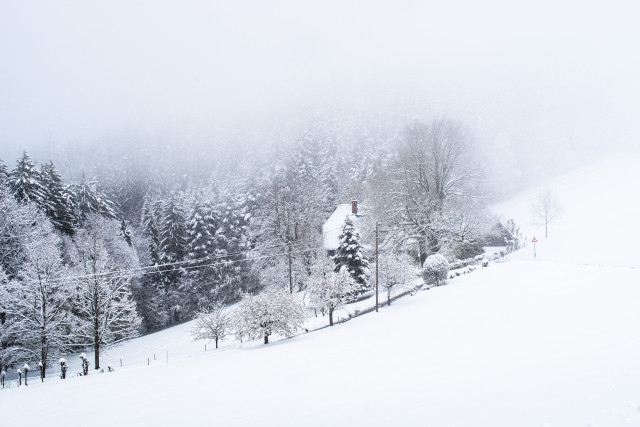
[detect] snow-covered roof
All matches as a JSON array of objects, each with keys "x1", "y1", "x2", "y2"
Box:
[{"x1": 323, "y1": 204, "x2": 357, "y2": 251}]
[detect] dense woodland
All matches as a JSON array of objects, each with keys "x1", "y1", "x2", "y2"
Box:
[{"x1": 0, "y1": 117, "x2": 507, "y2": 373}]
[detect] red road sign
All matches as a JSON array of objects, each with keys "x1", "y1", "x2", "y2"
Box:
[{"x1": 532, "y1": 237, "x2": 538, "y2": 243}]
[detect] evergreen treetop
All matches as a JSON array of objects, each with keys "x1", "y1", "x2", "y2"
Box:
[
  {"x1": 333, "y1": 215, "x2": 369, "y2": 294},
  {"x1": 40, "y1": 161, "x2": 76, "y2": 235},
  {"x1": 10, "y1": 152, "x2": 45, "y2": 204}
]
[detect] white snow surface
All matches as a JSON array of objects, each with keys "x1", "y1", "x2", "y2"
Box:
[
  {"x1": 491, "y1": 153, "x2": 640, "y2": 267},
  {"x1": 3, "y1": 153, "x2": 640, "y2": 426}
]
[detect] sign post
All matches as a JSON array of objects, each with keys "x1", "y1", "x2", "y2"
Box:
[{"x1": 532, "y1": 237, "x2": 538, "y2": 258}]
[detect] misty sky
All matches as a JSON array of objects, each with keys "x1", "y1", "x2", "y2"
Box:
[{"x1": 1, "y1": 0, "x2": 638, "y2": 167}]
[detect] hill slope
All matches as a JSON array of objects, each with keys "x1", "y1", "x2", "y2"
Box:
[{"x1": 2, "y1": 154, "x2": 640, "y2": 426}]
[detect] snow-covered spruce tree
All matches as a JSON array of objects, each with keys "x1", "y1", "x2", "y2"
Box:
[
  {"x1": 159, "y1": 196, "x2": 188, "y2": 322},
  {"x1": 160, "y1": 197, "x2": 187, "y2": 264},
  {"x1": 9, "y1": 152, "x2": 46, "y2": 205},
  {"x1": 72, "y1": 217, "x2": 141, "y2": 370},
  {"x1": 0, "y1": 159, "x2": 9, "y2": 187},
  {"x1": 306, "y1": 268, "x2": 357, "y2": 326},
  {"x1": 213, "y1": 190, "x2": 253, "y2": 302},
  {"x1": 182, "y1": 200, "x2": 218, "y2": 313},
  {"x1": 333, "y1": 216, "x2": 369, "y2": 295},
  {"x1": 186, "y1": 201, "x2": 216, "y2": 262},
  {"x1": 422, "y1": 254, "x2": 449, "y2": 287},
  {"x1": 69, "y1": 174, "x2": 117, "y2": 222},
  {"x1": 40, "y1": 161, "x2": 76, "y2": 235},
  {"x1": 378, "y1": 252, "x2": 416, "y2": 306},
  {"x1": 0, "y1": 188, "x2": 44, "y2": 277},
  {"x1": 235, "y1": 288, "x2": 305, "y2": 344},
  {"x1": 190, "y1": 301, "x2": 230, "y2": 349},
  {"x1": 0, "y1": 221, "x2": 74, "y2": 378},
  {"x1": 137, "y1": 197, "x2": 169, "y2": 330},
  {"x1": 141, "y1": 197, "x2": 163, "y2": 266}
]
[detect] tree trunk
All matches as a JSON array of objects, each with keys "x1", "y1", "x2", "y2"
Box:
[
  {"x1": 93, "y1": 280, "x2": 100, "y2": 369},
  {"x1": 329, "y1": 307, "x2": 334, "y2": 326},
  {"x1": 40, "y1": 344, "x2": 47, "y2": 379},
  {"x1": 94, "y1": 332, "x2": 100, "y2": 370},
  {"x1": 264, "y1": 334, "x2": 269, "y2": 344},
  {"x1": 388, "y1": 290, "x2": 392, "y2": 306},
  {"x1": 288, "y1": 244, "x2": 293, "y2": 294},
  {"x1": 215, "y1": 337, "x2": 219, "y2": 349}
]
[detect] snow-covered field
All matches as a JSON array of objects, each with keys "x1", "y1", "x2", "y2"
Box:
[{"x1": 2, "y1": 153, "x2": 640, "y2": 426}]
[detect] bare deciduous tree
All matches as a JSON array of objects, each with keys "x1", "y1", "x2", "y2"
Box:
[
  {"x1": 306, "y1": 268, "x2": 357, "y2": 326},
  {"x1": 234, "y1": 288, "x2": 305, "y2": 344},
  {"x1": 533, "y1": 188, "x2": 560, "y2": 238},
  {"x1": 384, "y1": 118, "x2": 483, "y2": 263},
  {"x1": 73, "y1": 216, "x2": 141, "y2": 369},
  {"x1": 378, "y1": 252, "x2": 416, "y2": 306},
  {"x1": 0, "y1": 219, "x2": 73, "y2": 378},
  {"x1": 191, "y1": 301, "x2": 230, "y2": 349}
]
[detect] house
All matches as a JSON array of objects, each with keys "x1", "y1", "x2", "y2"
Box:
[{"x1": 322, "y1": 200, "x2": 369, "y2": 256}]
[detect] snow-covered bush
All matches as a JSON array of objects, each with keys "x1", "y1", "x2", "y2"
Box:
[
  {"x1": 422, "y1": 254, "x2": 449, "y2": 286},
  {"x1": 234, "y1": 288, "x2": 305, "y2": 344}
]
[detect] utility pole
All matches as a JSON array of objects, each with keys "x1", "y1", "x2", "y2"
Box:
[
  {"x1": 375, "y1": 221, "x2": 379, "y2": 313},
  {"x1": 288, "y1": 243, "x2": 293, "y2": 294}
]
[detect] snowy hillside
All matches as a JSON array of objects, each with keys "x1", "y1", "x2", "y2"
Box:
[
  {"x1": 2, "y1": 153, "x2": 640, "y2": 426},
  {"x1": 491, "y1": 153, "x2": 640, "y2": 266}
]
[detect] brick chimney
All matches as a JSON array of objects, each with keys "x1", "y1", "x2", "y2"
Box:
[{"x1": 351, "y1": 200, "x2": 358, "y2": 215}]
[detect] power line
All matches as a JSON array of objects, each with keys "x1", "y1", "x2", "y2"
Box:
[{"x1": 7, "y1": 224, "x2": 348, "y2": 287}]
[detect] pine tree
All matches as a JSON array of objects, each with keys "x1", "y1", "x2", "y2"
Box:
[
  {"x1": 333, "y1": 216, "x2": 370, "y2": 294},
  {"x1": 138, "y1": 197, "x2": 167, "y2": 327},
  {"x1": 159, "y1": 197, "x2": 187, "y2": 322},
  {"x1": 160, "y1": 197, "x2": 187, "y2": 264},
  {"x1": 10, "y1": 152, "x2": 45, "y2": 205},
  {"x1": 182, "y1": 201, "x2": 218, "y2": 312},
  {"x1": 141, "y1": 198, "x2": 162, "y2": 265},
  {"x1": 213, "y1": 191, "x2": 249, "y2": 302},
  {"x1": 186, "y1": 201, "x2": 215, "y2": 261},
  {"x1": 70, "y1": 174, "x2": 117, "y2": 222},
  {"x1": 131, "y1": 275, "x2": 168, "y2": 332},
  {"x1": 0, "y1": 159, "x2": 9, "y2": 188},
  {"x1": 40, "y1": 161, "x2": 76, "y2": 235}
]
